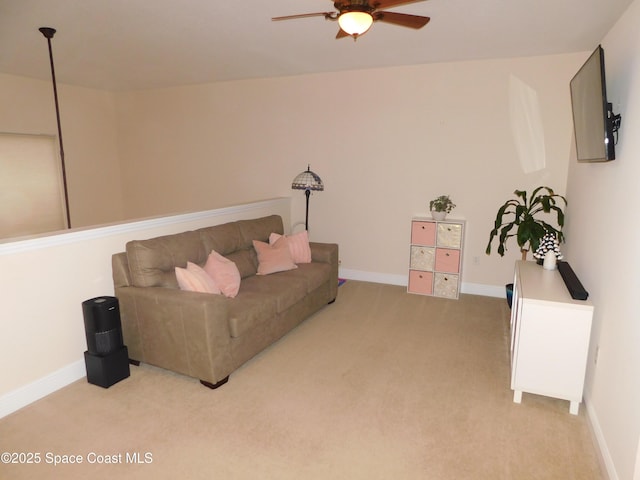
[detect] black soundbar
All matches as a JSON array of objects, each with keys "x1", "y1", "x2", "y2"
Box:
[{"x1": 557, "y1": 261, "x2": 589, "y2": 300}]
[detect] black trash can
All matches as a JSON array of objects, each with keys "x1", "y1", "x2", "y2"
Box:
[
  {"x1": 82, "y1": 296, "x2": 130, "y2": 388},
  {"x1": 506, "y1": 283, "x2": 514, "y2": 309}
]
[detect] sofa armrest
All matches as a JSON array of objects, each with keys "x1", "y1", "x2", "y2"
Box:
[
  {"x1": 115, "y1": 285, "x2": 234, "y2": 384},
  {"x1": 309, "y1": 242, "x2": 338, "y2": 265},
  {"x1": 309, "y1": 242, "x2": 339, "y2": 301},
  {"x1": 112, "y1": 252, "x2": 131, "y2": 288}
]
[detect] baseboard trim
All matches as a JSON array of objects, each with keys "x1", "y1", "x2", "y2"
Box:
[
  {"x1": 585, "y1": 399, "x2": 618, "y2": 480},
  {"x1": 0, "y1": 360, "x2": 86, "y2": 419},
  {"x1": 339, "y1": 268, "x2": 407, "y2": 286},
  {"x1": 461, "y1": 282, "x2": 506, "y2": 298},
  {"x1": 339, "y1": 268, "x2": 505, "y2": 298}
]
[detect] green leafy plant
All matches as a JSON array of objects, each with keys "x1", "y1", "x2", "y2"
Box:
[
  {"x1": 486, "y1": 187, "x2": 567, "y2": 260},
  {"x1": 429, "y1": 195, "x2": 456, "y2": 213}
]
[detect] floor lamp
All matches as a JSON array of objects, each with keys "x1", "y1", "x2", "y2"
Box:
[
  {"x1": 291, "y1": 166, "x2": 324, "y2": 231},
  {"x1": 39, "y1": 26, "x2": 71, "y2": 229}
]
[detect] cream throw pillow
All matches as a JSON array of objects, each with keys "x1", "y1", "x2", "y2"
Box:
[
  {"x1": 268, "y1": 230, "x2": 312, "y2": 264},
  {"x1": 175, "y1": 262, "x2": 221, "y2": 294},
  {"x1": 253, "y1": 237, "x2": 298, "y2": 275},
  {"x1": 203, "y1": 250, "x2": 241, "y2": 298}
]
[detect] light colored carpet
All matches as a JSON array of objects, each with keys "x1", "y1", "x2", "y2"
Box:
[{"x1": 0, "y1": 281, "x2": 604, "y2": 479}]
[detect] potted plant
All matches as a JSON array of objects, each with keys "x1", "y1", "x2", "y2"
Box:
[
  {"x1": 429, "y1": 195, "x2": 456, "y2": 220},
  {"x1": 485, "y1": 186, "x2": 567, "y2": 260}
]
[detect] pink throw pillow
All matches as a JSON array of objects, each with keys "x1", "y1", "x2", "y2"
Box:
[
  {"x1": 268, "y1": 230, "x2": 312, "y2": 264},
  {"x1": 253, "y1": 237, "x2": 298, "y2": 275},
  {"x1": 203, "y1": 250, "x2": 241, "y2": 298},
  {"x1": 175, "y1": 262, "x2": 221, "y2": 294}
]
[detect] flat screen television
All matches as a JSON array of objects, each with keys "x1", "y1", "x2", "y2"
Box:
[{"x1": 569, "y1": 45, "x2": 621, "y2": 162}]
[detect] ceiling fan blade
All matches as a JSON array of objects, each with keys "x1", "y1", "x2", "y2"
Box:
[
  {"x1": 374, "y1": 11, "x2": 430, "y2": 29},
  {"x1": 272, "y1": 12, "x2": 334, "y2": 21},
  {"x1": 336, "y1": 28, "x2": 350, "y2": 39},
  {"x1": 371, "y1": 0, "x2": 427, "y2": 10}
]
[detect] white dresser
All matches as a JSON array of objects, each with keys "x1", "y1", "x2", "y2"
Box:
[{"x1": 510, "y1": 260, "x2": 594, "y2": 414}]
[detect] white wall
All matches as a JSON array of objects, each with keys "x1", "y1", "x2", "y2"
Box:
[
  {"x1": 0, "y1": 73, "x2": 124, "y2": 229},
  {"x1": 115, "y1": 54, "x2": 583, "y2": 292},
  {"x1": 563, "y1": 1, "x2": 640, "y2": 478},
  {"x1": 0, "y1": 54, "x2": 582, "y2": 291},
  {"x1": 0, "y1": 198, "x2": 291, "y2": 418}
]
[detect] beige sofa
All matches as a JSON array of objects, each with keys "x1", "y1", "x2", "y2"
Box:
[{"x1": 112, "y1": 215, "x2": 338, "y2": 388}]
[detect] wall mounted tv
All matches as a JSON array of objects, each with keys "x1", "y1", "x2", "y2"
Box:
[{"x1": 569, "y1": 45, "x2": 621, "y2": 162}]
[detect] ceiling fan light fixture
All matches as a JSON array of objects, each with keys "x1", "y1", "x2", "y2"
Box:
[{"x1": 338, "y1": 11, "x2": 373, "y2": 36}]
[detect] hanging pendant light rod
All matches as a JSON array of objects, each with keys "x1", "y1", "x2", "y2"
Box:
[{"x1": 39, "y1": 26, "x2": 71, "y2": 229}]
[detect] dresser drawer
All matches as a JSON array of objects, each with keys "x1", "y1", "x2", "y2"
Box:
[
  {"x1": 434, "y1": 273, "x2": 459, "y2": 299},
  {"x1": 437, "y1": 223, "x2": 462, "y2": 248},
  {"x1": 410, "y1": 246, "x2": 435, "y2": 270},
  {"x1": 408, "y1": 270, "x2": 433, "y2": 295},
  {"x1": 411, "y1": 221, "x2": 436, "y2": 246},
  {"x1": 434, "y1": 248, "x2": 460, "y2": 273}
]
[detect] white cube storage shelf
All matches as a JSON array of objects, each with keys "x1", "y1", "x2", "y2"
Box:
[{"x1": 408, "y1": 217, "x2": 465, "y2": 299}]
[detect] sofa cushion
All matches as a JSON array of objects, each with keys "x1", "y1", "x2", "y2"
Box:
[
  {"x1": 239, "y1": 273, "x2": 308, "y2": 314},
  {"x1": 237, "y1": 215, "x2": 284, "y2": 247},
  {"x1": 126, "y1": 230, "x2": 205, "y2": 288},
  {"x1": 225, "y1": 249, "x2": 258, "y2": 278},
  {"x1": 227, "y1": 292, "x2": 278, "y2": 338},
  {"x1": 285, "y1": 262, "x2": 332, "y2": 293},
  {"x1": 198, "y1": 222, "x2": 244, "y2": 256}
]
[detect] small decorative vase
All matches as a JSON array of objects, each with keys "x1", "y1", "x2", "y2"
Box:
[
  {"x1": 543, "y1": 250, "x2": 557, "y2": 270},
  {"x1": 431, "y1": 210, "x2": 447, "y2": 221}
]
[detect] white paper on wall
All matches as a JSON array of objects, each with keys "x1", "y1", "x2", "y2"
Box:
[{"x1": 509, "y1": 75, "x2": 546, "y2": 173}]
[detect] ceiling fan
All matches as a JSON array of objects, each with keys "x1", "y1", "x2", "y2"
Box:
[{"x1": 272, "y1": 0, "x2": 430, "y2": 40}]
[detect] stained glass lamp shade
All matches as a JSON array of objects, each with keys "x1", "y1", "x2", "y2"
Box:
[{"x1": 291, "y1": 166, "x2": 324, "y2": 231}]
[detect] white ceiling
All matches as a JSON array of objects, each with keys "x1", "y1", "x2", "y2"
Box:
[{"x1": 0, "y1": 0, "x2": 633, "y2": 92}]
